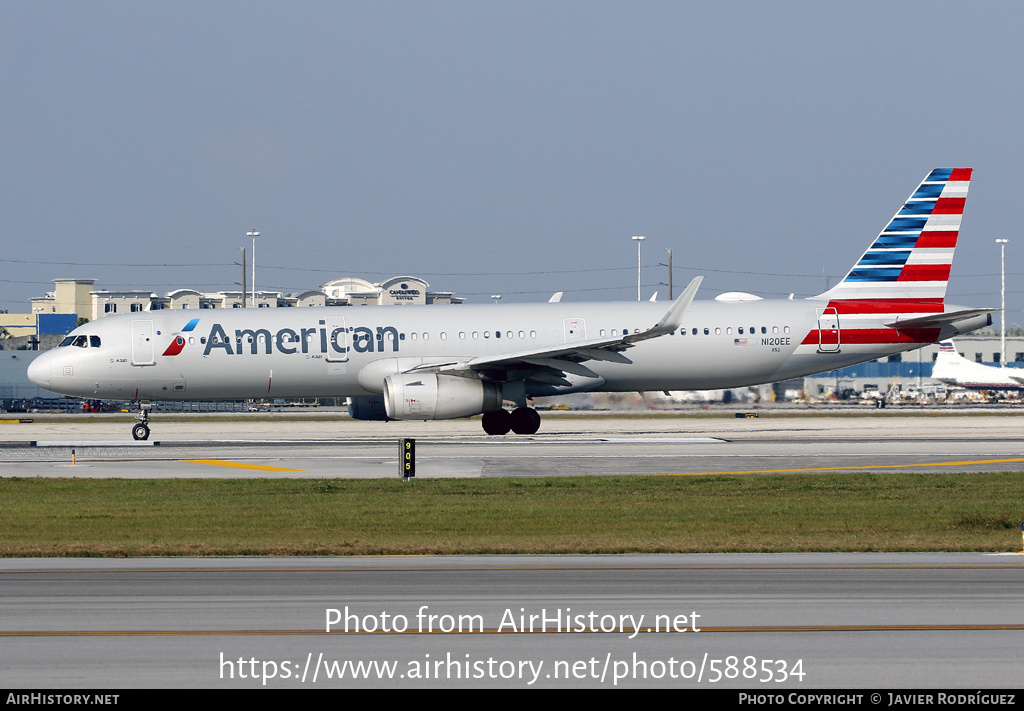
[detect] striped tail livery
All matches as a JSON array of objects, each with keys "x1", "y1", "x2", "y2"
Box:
[{"x1": 804, "y1": 168, "x2": 992, "y2": 356}]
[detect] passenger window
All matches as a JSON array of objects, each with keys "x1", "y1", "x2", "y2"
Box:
[
  {"x1": 459, "y1": 332, "x2": 466, "y2": 340},
  {"x1": 530, "y1": 331, "x2": 536, "y2": 338},
  {"x1": 495, "y1": 331, "x2": 500, "y2": 339},
  {"x1": 715, "y1": 327, "x2": 721, "y2": 335},
  {"x1": 738, "y1": 327, "x2": 744, "y2": 335},
  {"x1": 726, "y1": 327, "x2": 732, "y2": 335},
  {"x1": 518, "y1": 331, "x2": 525, "y2": 339},
  {"x1": 773, "y1": 326, "x2": 779, "y2": 334},
  {"x1": 784, "y1": 326, "x2": 790, "y2": 334},
  {"x1": 484, "y1": 331, "x2": 490, "y2": 338},
  {"x1": 692, "y1": 328, "x2": 697, "y2": 335},
  {"x1": 761, "y1": 327, "x2": 767, "y2": 334},
  {"x1": 703, "y1": 328, "x2": 709, "y2": 335},
  {"x1": 440, "y1": 332, "x2": 447, "y2": 340}
]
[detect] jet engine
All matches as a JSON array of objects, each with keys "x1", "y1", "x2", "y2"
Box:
[
  {"x1": 346, "y1": 396, "x2": 390, "y2": 421},
  {"x1": 383, "y1": 373, "x2": 502, "y2": 420}
]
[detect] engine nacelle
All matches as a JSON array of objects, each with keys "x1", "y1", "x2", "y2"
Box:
[
  {"x1": 383, "y1": 373, "x2": 502, "y2": 420},
  {"x1": 347, "y1": 396, "x2": 390, "y2": 421}
]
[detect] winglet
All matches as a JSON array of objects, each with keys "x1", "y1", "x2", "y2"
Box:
[{"x1": 648, "y1": 276, "x2": 702, "y2": 337}]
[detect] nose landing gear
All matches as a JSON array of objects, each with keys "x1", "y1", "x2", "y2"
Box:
[{"x1": 132, "y1": 402, "x2": 152, "y2": 440}]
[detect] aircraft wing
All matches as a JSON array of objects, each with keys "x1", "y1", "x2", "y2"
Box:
[{"x1": 407, "y1": 277, "x2": 702, "y2": 383}]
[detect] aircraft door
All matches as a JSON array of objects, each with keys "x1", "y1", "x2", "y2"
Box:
[
  {"x1": 326, "y1": 318, "x2": 348, "y2": 362},
  {"x1": 816, "y1": 307, "x2": 840, "y2": 353},
  {"x1": 131, "y1": 320, "x2": 156, "y2": 366},
  {"x1": 563, "y1": 318, "x2": 586, "y2": 343}
]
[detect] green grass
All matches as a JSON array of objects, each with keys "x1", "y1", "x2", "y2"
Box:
[{"x1": 2, "y1": 472, "x2": 1023, "y2": 556}]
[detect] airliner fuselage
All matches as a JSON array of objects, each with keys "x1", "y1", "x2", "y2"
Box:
[
  {"x1": 27, "y1": 168, "x2": 993, "y2": 438},
  {"x1": 28, "y1": 297, "x2": 987, "y2": 401}
]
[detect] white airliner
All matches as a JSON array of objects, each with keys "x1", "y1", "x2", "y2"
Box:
[
  {"x1": 930, "y1": 340, "x2": 1024, "y2": 391},
  {"x1": 28, "y1": 169, "x2": 994, "y2": 439}
]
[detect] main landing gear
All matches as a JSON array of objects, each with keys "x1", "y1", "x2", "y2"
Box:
[
  {"x1": 132, "y1": 402, "x2": 152, "y2": 441},
  {"x1": 481, "y1": 407, "x2": 541, "y2": 435}
]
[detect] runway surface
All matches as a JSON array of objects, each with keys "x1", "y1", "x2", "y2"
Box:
[
  {"x1": 4, "y1": 411, "x2": 1024, "y2": 478},
  {"x1": 2, "y1": 553, "x2": 1022, "y2": 688}
]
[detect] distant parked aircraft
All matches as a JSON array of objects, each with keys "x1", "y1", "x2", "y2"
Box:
[{"x1": 930, "y1": 340, "x2": 1024, "y2": 391}]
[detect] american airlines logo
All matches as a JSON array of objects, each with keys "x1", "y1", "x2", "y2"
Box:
[
  {"x1": 161, "y1": 318, "x2": 200, "y2": 356},
  {"x1": 162, "y1": 319, "x2": 401, "y2": 357}
]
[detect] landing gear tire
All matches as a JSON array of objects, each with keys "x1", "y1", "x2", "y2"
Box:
[
  {"x1": 510, "y1": 407, "x2": 541, "y2": 435},
  {"x1": 481, "y1": 409, "x2": 512, "y2": 435},
  {"x1": 132, "y1": 401, "x2": 153, "y2": 441}
]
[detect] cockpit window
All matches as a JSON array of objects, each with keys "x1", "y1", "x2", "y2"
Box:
[{"x1": 58, "y1": 335, "x2": 100, "y2": 348}]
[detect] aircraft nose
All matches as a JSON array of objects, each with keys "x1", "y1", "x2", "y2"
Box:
[{"x1": 27, "y1": 354, "x2": 50, "y2": 389}]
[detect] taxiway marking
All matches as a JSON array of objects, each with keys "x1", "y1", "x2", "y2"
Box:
[{"x1": 184, "y1": 459, "x2": 302, "y2": 472}]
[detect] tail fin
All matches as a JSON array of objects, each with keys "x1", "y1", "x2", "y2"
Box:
[
  {"x1": 936, "y1": 340, "x2": 961, "y2": 361},
  {"x1": 815, "y1": 168, "x2": 971, "y2": 302},
  {"x1": 931, "y1": 339, "x2": 966, "y2": 384}
]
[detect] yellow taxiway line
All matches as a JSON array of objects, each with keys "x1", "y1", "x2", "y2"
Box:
[
  {"x1": 184, "y1": 459, "x2": 303, "y2": 472},
  {"x1": 657, "y1": 457, "x2": 1024, "y2": 476}
]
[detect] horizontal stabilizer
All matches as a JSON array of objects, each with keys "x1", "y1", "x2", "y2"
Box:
[{"x1": 885, "y1": 307, "x2": 996, "y2": 329}]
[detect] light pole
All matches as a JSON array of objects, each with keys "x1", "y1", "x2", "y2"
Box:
[
  {"x1": 997, "y1": 238, "x2": 1008, "y2": 366},
  {"x1": 665, "y1": 248, "x2": 672, "y2": 299},
  {"x1": 238, "y1": 247, "x2": 247, "y2": 308},
  {"x1": 247, "y1": 229, "x2": 259, "y2": 307},
  {"x1": 632, "y1": 235, "x2": 645, "y2": 301}
]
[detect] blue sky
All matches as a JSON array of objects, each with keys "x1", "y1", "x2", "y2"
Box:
[{"x1": 2, "y1": 1, "x2": 1022, "y2": 322}]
